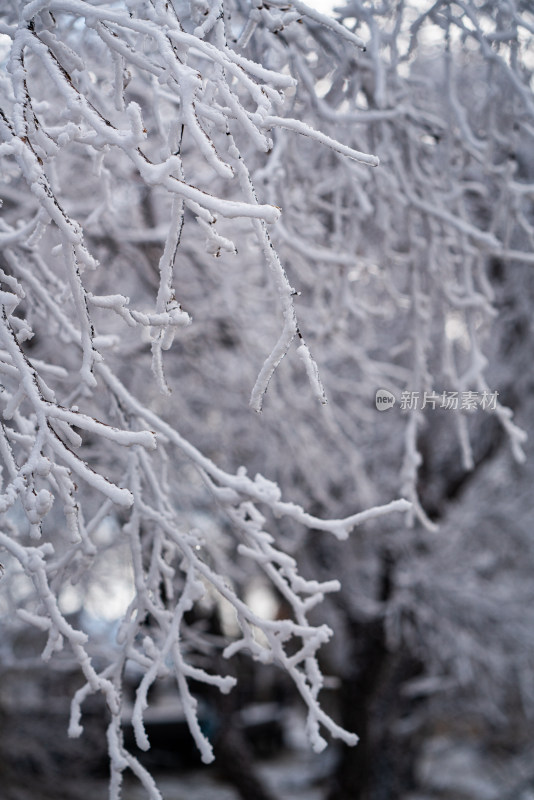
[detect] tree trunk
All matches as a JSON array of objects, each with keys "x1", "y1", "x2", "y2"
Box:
[{"x1": 327, "y1": 617, "x2": 388, "y2": 800}]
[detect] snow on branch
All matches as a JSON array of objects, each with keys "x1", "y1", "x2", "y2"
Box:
[
  {"x1": 0, "y1": 1, "x2": 401, "y2": 795},
  {"x1": 2, "y1": 0, "x2": 532, "y2": 794}
]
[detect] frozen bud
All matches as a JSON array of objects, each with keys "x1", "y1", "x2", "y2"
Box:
[
  {"x1": 35, "y1": 457, "x2": 52, "y2": 477},
  {"x1": 35, "y1": 490, "x2": 53, "y2": 516},
  {"x1": 190, "y1": 0, "x2": 209, "y2": 23}
]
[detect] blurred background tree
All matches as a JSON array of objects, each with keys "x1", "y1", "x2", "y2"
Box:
[{"x1": 1, "y1": 1, "x2": 534, "y2": 799}]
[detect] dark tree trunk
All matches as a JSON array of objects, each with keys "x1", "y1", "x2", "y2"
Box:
[
  {"x1": 213, "y1": 719, "x2": 277, "y2": 800},
  {"x1": 327, "y1": 553, "x2": 422, "y2": 800},
  {"x1": 327, "y1": 616, "x2": 388, "y2": 800}
]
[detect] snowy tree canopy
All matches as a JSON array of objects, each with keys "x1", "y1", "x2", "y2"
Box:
[{"x1": 1, "y1": 0, "x2": 534, "y2": 798}]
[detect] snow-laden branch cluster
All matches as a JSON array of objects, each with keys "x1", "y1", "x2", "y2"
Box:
[
  {"x1": 1, "y1": 0, "x2": 534, "y2": 794},
  {"x1": 256, "y1": 0, "x2": 533, "y2": 528},
  {"x1": 0, "y1": 1, "x2": 408, "y2": 796}
]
